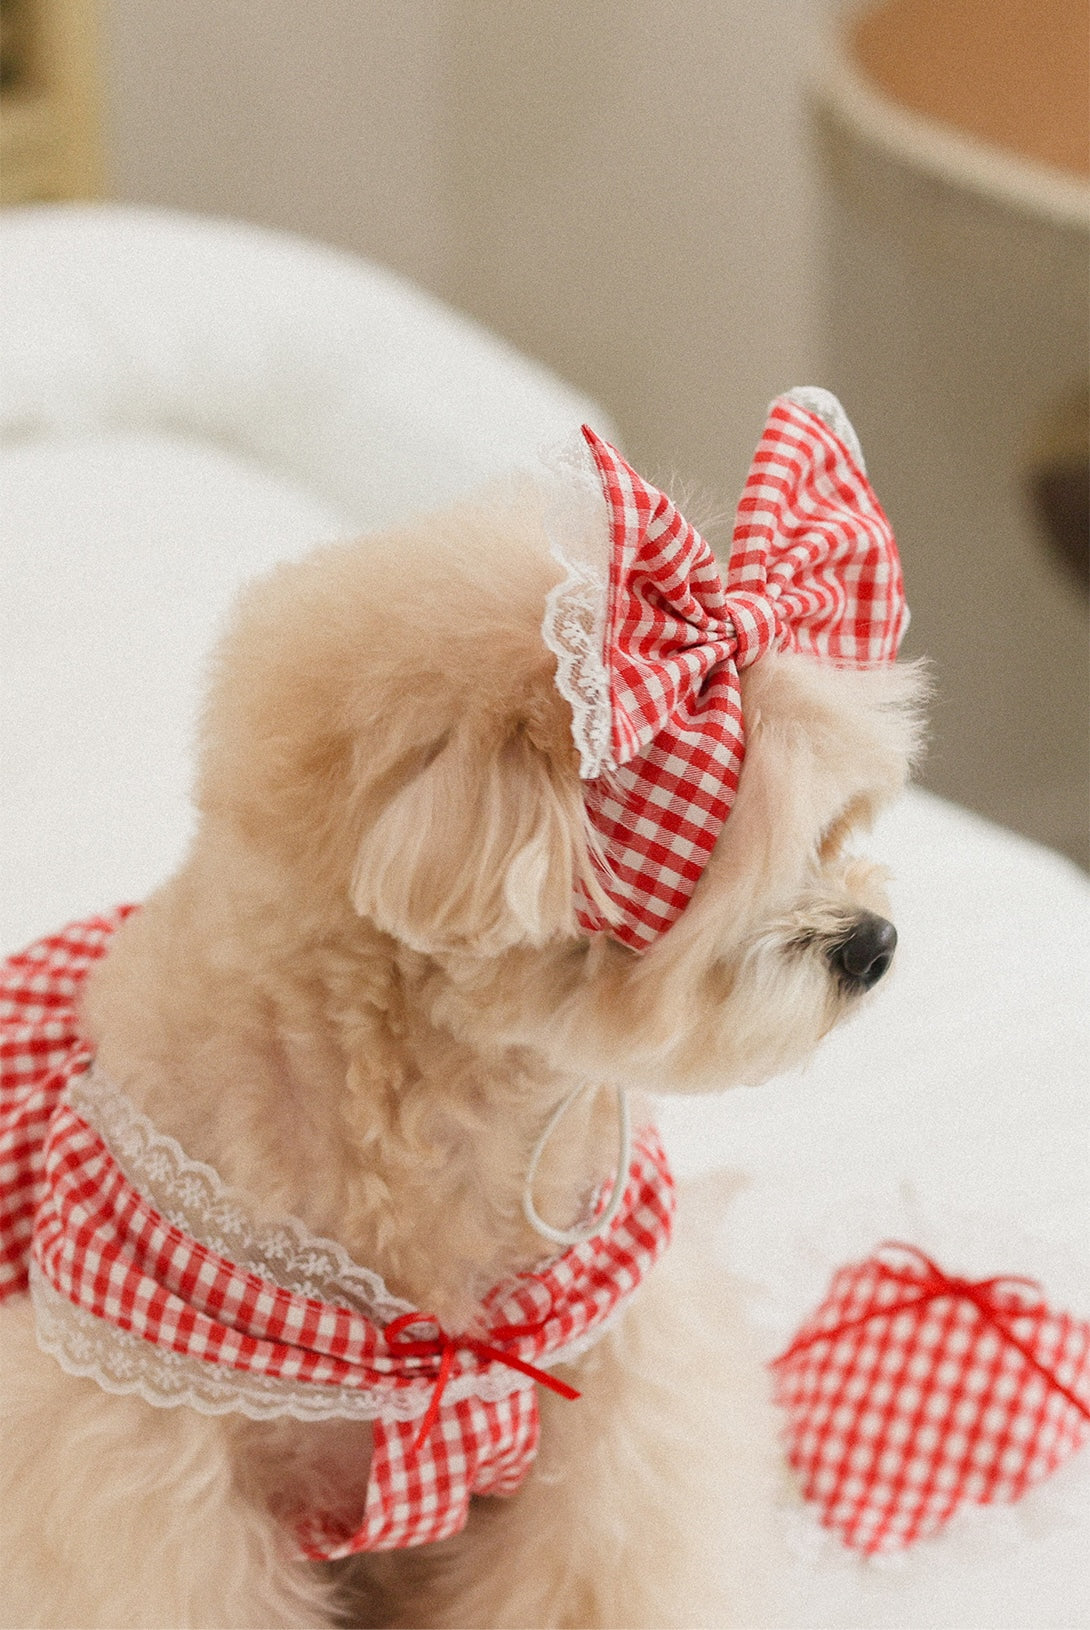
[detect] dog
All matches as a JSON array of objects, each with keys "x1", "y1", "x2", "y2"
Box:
[{"x1": 0, "y1": 395, "x2": 923, "y2": 1628}]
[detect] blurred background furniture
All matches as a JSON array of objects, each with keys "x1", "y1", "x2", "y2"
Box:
[
  {"x1": 0, "y1": 0, "x2": 104, "y2": 203},
  {"x1": 812, "y1": 0, "x2": 1089, "y2": 866},
  {"x1": 2, "y1": 207, "x2": 1087, "y2": 1627}
]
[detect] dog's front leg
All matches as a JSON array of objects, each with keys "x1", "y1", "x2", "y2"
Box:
[{"x1": 0, "y1": 1298, "x2": 343, "y2": 1629}]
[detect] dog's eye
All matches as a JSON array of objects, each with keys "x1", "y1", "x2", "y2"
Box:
[
  {"x1": 818, "y1": 822, "x2": 847, "y2": 863},
  {"x1": 818, "y1": 797, "x2": 872, "y2": 862}
]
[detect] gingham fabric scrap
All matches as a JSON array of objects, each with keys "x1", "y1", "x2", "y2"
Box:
[
  {"x1": 770, "y1": 1243, "x2": 1090, "y2": 1555},
  {"x1": 574, "y1": 399, "x2": 908, "y2": 951}
]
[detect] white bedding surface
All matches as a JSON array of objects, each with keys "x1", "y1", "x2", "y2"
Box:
[
  {"x1": 660, "y1": 792, "x2": 1090, "y2": 1627},
  {"x1": 1, "y1": 428, "x2": 349, "y2": 945},
  {"x1": 2, "y1": 205, "x2": 1087, "y2": 1626}
]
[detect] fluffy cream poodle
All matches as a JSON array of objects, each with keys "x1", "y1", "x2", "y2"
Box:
[{"x1": 0, "y1": 405, "x2": 922, "y2": 1629}]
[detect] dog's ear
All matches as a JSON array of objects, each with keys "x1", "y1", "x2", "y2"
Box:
[{"x1": 351, "y1": 727, "x2": 582, "y2": 954}]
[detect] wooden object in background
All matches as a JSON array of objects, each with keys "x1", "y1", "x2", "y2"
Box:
[
  {"x1": 1026, "y1": 387, "x2": 1090, "y2": 596},
  {"x1": 813, "y1": 0, "x2": 1090, "y2": 867},
  {"x1": 1, "y1": 0, "x2": 104, "y2": 203},
  {"x1": 853, "y1": 0, "x2": 1090, "y2": 180}
]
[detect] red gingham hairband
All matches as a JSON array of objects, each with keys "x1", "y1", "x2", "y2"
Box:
[{"x1": 546, "y1": 391, "x2": 909, "y2": 951}]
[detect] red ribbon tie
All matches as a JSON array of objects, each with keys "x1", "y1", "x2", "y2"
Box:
[{"x1": 384, "y1": 1312, "x2": 581, "y2": 1453}]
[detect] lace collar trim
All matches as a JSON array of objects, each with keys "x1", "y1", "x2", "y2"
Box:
[{"x1": 33, "y1": 1067, "x2": 669, "y2": 1424}]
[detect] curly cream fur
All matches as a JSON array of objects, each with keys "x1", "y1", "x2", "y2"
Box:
[{"x1": 0, "y1": 472, "x2": 924, "y2": 1628}]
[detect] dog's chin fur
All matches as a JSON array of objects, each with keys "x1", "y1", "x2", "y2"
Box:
[{"x1": 0, "y1": 475, "x2": 925, "y2": 1628}]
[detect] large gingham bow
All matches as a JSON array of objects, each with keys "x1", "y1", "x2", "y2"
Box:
[{"x1": 559, "y1": 393, "x2": 908, "y2": 950}]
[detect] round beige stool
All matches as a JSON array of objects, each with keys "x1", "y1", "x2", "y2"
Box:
[{"x1": 812, "y1": 0, "x2": 1089, "y2": 866}]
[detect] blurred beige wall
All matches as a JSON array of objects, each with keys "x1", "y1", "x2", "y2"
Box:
[
  {"x1": 102, "y1": 0, "x2": 834, "y2": 518},
  {"x1": 439, "y1": 1, "x2": 835, "y2": 516},
  {"x1": 103, "y1": 1, "x2": 457, "y2": 293}
]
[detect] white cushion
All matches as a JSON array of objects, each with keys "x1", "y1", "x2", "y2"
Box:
[
  {"x1": 2, "y1": 204, "x2": 611, "y2": 945},
  {"x1": 1, "y1": 204, "x2": 611, "y2": 530},
  {"x1": 2, "y1": 428, "x2": 349, "y2": 941}
]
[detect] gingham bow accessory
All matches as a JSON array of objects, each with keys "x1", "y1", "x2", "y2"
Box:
[{"x1": 542, "y1": 389, "x2": 909, "y2": 950}]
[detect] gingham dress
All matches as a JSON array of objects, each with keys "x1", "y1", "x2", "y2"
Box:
[{"x1": 0, "y1": 913, "x2": 676, "y2": 1556}]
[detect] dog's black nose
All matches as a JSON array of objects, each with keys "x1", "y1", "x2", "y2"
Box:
[{"x1": 829, "y1": 911, "x2": 897, "y2": 990}]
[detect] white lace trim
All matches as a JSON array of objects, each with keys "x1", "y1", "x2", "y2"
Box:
[
  {"x1": 31, "y1": 1265, "x2": 432, "y2": 1422},
  {"x1": 784, "y1": 386, "x2": 866, "y2": 473},
  {"x1": 536, "y1": 431, "x2": 615, "y2": 779},
  {"x1": 68, "y1": 1067, "x2": 413, "y2": 1323},
  {"x1": 32, "y1": 1068, "x2": 620, "y2": 1422}
]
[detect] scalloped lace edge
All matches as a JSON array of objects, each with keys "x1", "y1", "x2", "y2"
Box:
[
  {"x1": 69, "y1": 1066, "x2": 415, "y2": 1323},
  {"x1": 536, "y1": 431, "x2": 615, "y2": 779},
  {"x1": 32, "y1": 1267, "x2": 624, "y2": 1424}
]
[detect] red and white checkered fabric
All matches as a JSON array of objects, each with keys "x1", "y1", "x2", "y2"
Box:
[
  {"x1": 770, "y1": 1243, "x2": 1090, "y2": 1555},
  {"x1": 0, "y1": 907, "x2": 135, "y2": 1298},
  {"x1": 575, "y1": 398, "x2": 908, "y2": 949},
  {"x1": 1, "y1": 914, "x2": 675, "y2": 1556},
  {"x1": 300, "y1": 1385, "x2": 541, "y2": 1558}
]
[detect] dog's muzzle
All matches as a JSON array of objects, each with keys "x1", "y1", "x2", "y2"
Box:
[{"x1": 828, "y1": 911, "x2": 898, "y2": 991}]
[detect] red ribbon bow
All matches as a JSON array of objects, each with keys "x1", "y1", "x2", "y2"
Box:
[
  {"x1": 383, "y1": 1311, "x2": 582, "y2": 1454},
  {"x1": 776, "y1": 1242, "x2": 1090, "y2": 1424}
]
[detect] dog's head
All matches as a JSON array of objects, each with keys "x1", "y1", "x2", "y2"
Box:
[{"x1": 196, "y1": 423, "x2": 924, "y2": 1098}]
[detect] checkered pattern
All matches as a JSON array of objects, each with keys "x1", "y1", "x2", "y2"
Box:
[
  {"x1": 576, "y1": 399, "x2": 907, "y2": 950},
  {"x1": 770, "y1": 1244, "x2": 1090, "y2": 1555},
  {"x1": 299, "y1": 1386, "x2": 540, "y2": 1558},
  {"x1": 0, "y1": 907, "x2": 136, "y2": 1298},
  {"x1": 1, "y1": 915, "x2": 676, "y2": 1556}
]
